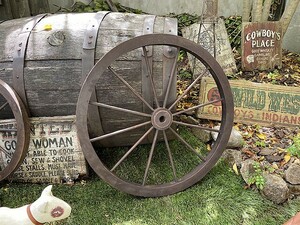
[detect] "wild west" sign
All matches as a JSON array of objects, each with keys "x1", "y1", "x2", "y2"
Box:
[{"x1": 198, "y1": 78, "x2": 300, "y2": 127}]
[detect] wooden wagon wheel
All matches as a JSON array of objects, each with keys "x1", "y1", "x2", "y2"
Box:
[
  {"x1": 0, "y1": 79, "x2": 30, "y2": 181},
  {"x1": 76, "y1": 34, "x2": 234, "y2": 197}
]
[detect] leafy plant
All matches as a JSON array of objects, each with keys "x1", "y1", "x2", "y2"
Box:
[
  {"x1": 224, "y1": 15, "x2": 242, "y2": 51},
  {"x1": 255, "y1": 140, "x2": 266, "y2": 148},
  {"x1": 169, "y1": 13, "x2": 199, "y2": 36},
  {"x1": 287, "y1": 134, "x2": 300, "y2": 158},
  {"x1": 249, "y1": 162, "x2": 265, "y2": 190}
]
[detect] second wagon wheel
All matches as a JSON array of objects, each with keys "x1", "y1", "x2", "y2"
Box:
[
  {"x1": 0, "y1": 79, "x2": 30, "y2": 181},
  {"x1": 76, "y1": 34, "x2": 234, "y2": 197}
]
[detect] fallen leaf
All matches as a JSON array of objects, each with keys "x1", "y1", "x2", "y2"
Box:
[
  {"x1": 207, "y1": 144, "x2": 211, "y2": 151},
  {"x1": 284, "y1": 154, "x2": 291, "y2": 163},
  {"x1": 242, "y1": 149, "x2": 255, "y2": 157},
  {"x1": 256, "y1": 133, "x2": 266, "y2": 140},
  {"x1": 233, "y1": 163, "x2": 239, "y2": 175}
]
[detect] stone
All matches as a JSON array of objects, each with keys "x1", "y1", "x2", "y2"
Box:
[
  {"x1": 191, "y1": 128, "x2": 212, "y2": 143},
  {"x1": 287, "y1": 183, "x2": 300, "y2": 195},
  {"x1": 261, "y1": 173, "x2": 289, "y2": 204},
  {"x1": 285, "y1": 163, "x2": 300, "y2": 185},
  {"x1": 240, "y1": 159, "x2": 257, "y2": 185},
  {"x1": 211, "y1": 126, "x2": 245, "y2": 148},
  {"x1": 265, "y1": 155, "x2": 284, "y2": 163},
  {"x1": 222, "y1": 149, "x2": 243, "y2": 167},
  {"x1": 259, "y1": 148, "x2": 276, "y2": 156}
]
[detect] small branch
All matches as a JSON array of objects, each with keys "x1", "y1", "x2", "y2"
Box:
[
  {"x1": 262, "y1": 0, "x2": 272, "y2": 21},
  {"x1": 242, "y1": 0, "x2": 252, "y2": 22},
  {"x1": 280, "y1": 0, "x2": 300, "y2": 36},
  {"x1": 105, "y1": 0, "x2": 118, "y2": 12},
  {"x1": 252, "y1": 0, "x2": 263, "y2": 22}
]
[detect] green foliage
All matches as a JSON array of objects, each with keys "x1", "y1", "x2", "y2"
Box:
[
  {"x1": 224, "y1": 15, "x2": 242, "y2": 51},
  {"x1": 70, "y1": 0, "x2": 142, "y2": 14},
  {"x1": 168, "y1": 13, "x2": 199, "y2": 35},
  {"x1": 248, "y1": 162, "x2": 266, "y2": 190},
  {"x1": 1, "y1": 160, "x2": 299, "y2": 225},
  {"x1": 255, "y1": 140, "x2": 267, "y2": 148},
  {"x1": 287, "y1": 134, "x2": 300, "y2": 158}
]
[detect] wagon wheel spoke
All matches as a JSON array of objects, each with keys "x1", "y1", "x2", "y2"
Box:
[
  {"x1": 173, "y1": 99, "x2": 223, "y2": 116},
  {"x1": 173, "y1": 121, "x2": 220, "y2": 133},
  {"x1": 108, "y1": 66, "x2": 154, "y2": 111},
  {"x1": 142, "y1": 46, "x2": 160, "y2": 108},
  {"x1": 0, "y1": 101, "x2": 8, "y2": 111},
  {"x1": 90, "y1": 102, "x2": 151, "y2": 118},
  {"x1": 169, "y1": 127, "x2": 206, "y2": 162},
  {"x1": 90, "y1": 121, "x2": 151, "y2": 143},
  {"x1": 163, "y1": 130, "x2": 177, "y2": 181},
  {"x1": 168, "y1": 68, "x2": 208, "y2": 111},
  {"x1": 163, "y1": 48, "x2": 180, "y2": 108},
  {"x1": 142, "y1": 129, "x2": 159, "y2": 185}
]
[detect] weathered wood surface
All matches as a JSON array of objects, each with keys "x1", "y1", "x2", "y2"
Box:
[
  {"x1": 197, "y1": 77, "x2": 300, "y2": 127},
  {"x1": 242, "y1": 22, "x2": 282, "y2": 71},
  {"x1": 182, "y1": 18, "x2": 237, "y2": 76},
  {"x1": 0, "y1": 116, "x2": 87, "y2": 183},
  {"x1": 0, "y1": 12, "x2": 177, "y2": 146}
]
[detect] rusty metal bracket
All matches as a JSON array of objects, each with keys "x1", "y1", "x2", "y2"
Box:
[
  {"x1": 82, "y1": 11, "x2": 110, "y2": 143},
  {"x1": 12, "y1": 14, "x2": 47, "y2": 115},
  {"x1": 162, "y1": 18, "x2": 178, "y2": 107}
]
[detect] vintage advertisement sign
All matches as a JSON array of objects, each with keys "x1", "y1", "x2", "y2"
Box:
[
  {"x1": 242, "y1": 22, "x2": 282, "y2": 71},
  {"x1": 0, "y1": 116, "x2": 87, "y2": 183},
  {"x1": 197, "y1": 78, "x2": 300, "y2": 127},
  {"x1": 182, "y1": 18, "x2": 237, "y2": 76}
]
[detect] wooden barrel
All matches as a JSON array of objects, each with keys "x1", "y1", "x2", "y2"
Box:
[{"x1": 0, "y1": 12, "x2": 177, "y2": 146}]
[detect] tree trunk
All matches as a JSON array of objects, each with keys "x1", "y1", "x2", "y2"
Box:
[
  {"x1": 280, "y1": 0, "x2": 300, "y2": 36},
  {"x1": 262, "y1": 0, "x2": 273, "y2": 21},
  {"x1": 252, "y1": 0, "x2": 263, "y2": 22},
  {"x1": 243, "y1": 0, "x2": 252, "y2": 22}
]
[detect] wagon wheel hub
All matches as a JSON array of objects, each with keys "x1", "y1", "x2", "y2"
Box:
[{"x1": 151, "y1": 108, "x2": 173, "y2": 130}]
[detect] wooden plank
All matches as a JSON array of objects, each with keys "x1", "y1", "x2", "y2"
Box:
[
  {"x1": 197, "y1": 77, "x2": 300, "y2": 127},
  {"x1": 28, "y1": 0, "x2": 50, "y2": 15},
  {"x1": 242, "y1": 22, "x2": 282, "y2": 71},
  {"x1": 0, "y1": 116, "x2": 87, "y2": 183}
]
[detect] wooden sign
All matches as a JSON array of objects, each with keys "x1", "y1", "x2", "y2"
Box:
[
  {"x1": 197, "y1": 77, "x2": 300, "y2": 127},
  {"x1": 0, "y1": 116, "x2": 87, "y2": 183},
  {"x1": 182, "y1": 18, "x2": 237, "y2": 76},
  {"x1": 242, "y1": 22, "x2": 282, "y2": 71}
]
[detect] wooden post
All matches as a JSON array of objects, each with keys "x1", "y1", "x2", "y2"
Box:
[
  {"x1": 9, "y1": 0, "x2": 31, "y2": 18},
  {"x1": 0, "y1": 0, "x2": 13, "y2": 20},
  {"x1": 105, "y1": 0, "x2": 118, "y2": 12},
  {"x1": 28, "y1": 0, "x2": 50, "y2": 15}
]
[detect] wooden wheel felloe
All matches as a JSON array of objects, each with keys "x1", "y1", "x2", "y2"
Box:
[
  {"x1": 76, "y1": 34, "x2": 234, "y2": 197},
  {"x1": 0, "y1": 79, "x2": 30, "y2": 181}
]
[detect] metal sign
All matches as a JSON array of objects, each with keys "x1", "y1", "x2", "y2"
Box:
[
  {"x1": 0, "y1": 116, "x2": 87, "y2": 183},
  {"x1": 242, "y1": 22, "x2": 282, "y2": 71},
  {"x1": 198, "y1": 77, "x2": 300, "y2": 127}
]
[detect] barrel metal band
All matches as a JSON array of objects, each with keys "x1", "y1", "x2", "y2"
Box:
[
  {"x1": 162, "y1": 18, "x2": 178, "y2": 107},
  {"x1": 13, "y1": 14, "x2": 47, "y2": 114},
  {"x1": 142, "y1": 15, "x2": 156, "y2": 113},
  {"x1": 82, "y1": 11, "x2": 110, "y2": 82},
  {"x1": 82, "y1": 11, "x2": 110, "y2": 143}
]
